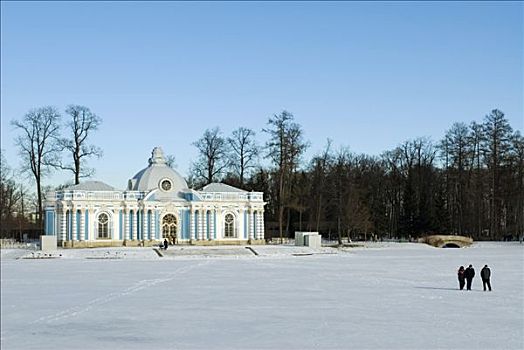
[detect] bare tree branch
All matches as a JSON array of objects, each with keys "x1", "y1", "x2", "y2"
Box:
[
  {"x1": 10, "y1": 107, "x2": 61, "y2": 228},
  {"x1": 191, "y1": 127, "x2": 229, "y2": 186},
  {"x1": 227, "y1": 127, "x2": 259, "y2": 187},
  {"x1": 59, "y1": 105, "x2": 103, "y2": 184}
]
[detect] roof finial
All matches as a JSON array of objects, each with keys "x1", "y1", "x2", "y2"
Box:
[{"x1": 149, "y1": 147, "x2": 166, "y2": 165}]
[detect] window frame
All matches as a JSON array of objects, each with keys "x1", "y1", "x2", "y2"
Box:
[
  {"x1": 97, "y1": 212, "x2": 110, "y2": 239},
  {"x1": 224, "y1": 213, "x2": 236, "y2": 238},
  {"x1": 162, "y1": 213, "x2": 178, "y2": 239}
]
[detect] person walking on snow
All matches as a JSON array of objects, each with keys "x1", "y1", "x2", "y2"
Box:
[
  {"x1": 464, "y1": 264, "x2": 475, "y2": 290},
  {"x1": 457, "y1": 266, "x2": 466, "y2": 290},
  {"x1": 481, "y1": 265, "x2": 492, "y2": 291},
  {"x1": 163, "y1": 238, "x2": 168, "y2": 250}
]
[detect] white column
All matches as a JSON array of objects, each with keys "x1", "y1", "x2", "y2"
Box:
[
  {"x1": 124, "y1": 209, "x2": 130, "y2": 240},
  {"x1": 256, "y1": 211, "x2": 264, "y2": 240},
  {"x1": 216, "y1": 209, "x2": 222, "y2": 240},
  {"x1": 79, "y1": 209, "x2": 85, "y2": 241},
  {"x1": 86, "y1": 208, "x2": 92, "y2": 241},
  {"x1": 197, "y1": 210, "x2": 203, "y2": 240},
  {"x1": 60, "y1": 208, "x2": 67, "y2": 242},
  {"x1": 253, "y1": 211, "x2": 258, "y2": 240},
  {"x1": 71, "y1": 206, "x2": 77, "y2": 241},
  {"x1": 152, "y1": 210, "x2": 157, "y2": 240},
  {"x1": 202, "y1": 208, "x2": 211, "y2": 240},
  {"x1": 190, "y1": 209, "x2": 195, "y2": 241},
  {"x1": 248, "y1": 208, "x2": 254, "y2": 240},
  {"x1": 142, "y1": 208, "x2": 148, "y2": 240},
  {"x1": 131, "y1": 210, "x2": 137, "y2": 240},
  {"x1": 210, "y1": 210, "x2": 215, "y2": 240},
  {"x1": 157, "y1": 210, "x2": 161, "y2": 240},
  {"x1": 157, "y1": 211, "x2": 161, "y2": 240},
  {"x1": 117, "y1": 209, "x2": 122, "y2": 241},
  {"x1": 202, "y1": 210, "x2": 207, "y2": 240}
]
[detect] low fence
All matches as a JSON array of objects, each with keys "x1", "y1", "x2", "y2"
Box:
[{"x1": 0, "y1": 239, "x2": 39, "y2": 250}]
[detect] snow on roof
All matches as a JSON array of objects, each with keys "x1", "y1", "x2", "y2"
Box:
[
  {"x1": 65, "y1": 181, "x2": 117, "y2": 191},
  {"x1": 200, "y1": 183, "x2": 247, "y2": 193}
]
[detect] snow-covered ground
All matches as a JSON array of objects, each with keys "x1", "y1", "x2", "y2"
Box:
[{"x1": 1, "y1": 242, "x2": 523, "y2": 349}]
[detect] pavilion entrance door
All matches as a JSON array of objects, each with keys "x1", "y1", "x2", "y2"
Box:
[{"x1": 162, "y1": 214, "x2": 178, "y2": 244}]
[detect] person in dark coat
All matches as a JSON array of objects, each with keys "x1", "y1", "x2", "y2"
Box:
[
  {"x1": 481, "y1": 264, "x2": 492, "y2": 291},
  {"x1": 457, "y1": 266, "x2": 466, "y2": 290},
  {"x1": 163, "y1": 238, "x2": 168, "y2": 250},
  {"x1": 464, "y1": 264, "x2": 475, "y2": 290}
]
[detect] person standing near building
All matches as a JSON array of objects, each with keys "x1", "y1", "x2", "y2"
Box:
[
  {"x1": 464, "y1": 264, "x2": 475, "y2": 290},
  {"x1": 457, "y1": 266, "x2": 466, "y2": 290},
  {"x1": 481, "y1": 265, "x2": 492, "y2": 291}
]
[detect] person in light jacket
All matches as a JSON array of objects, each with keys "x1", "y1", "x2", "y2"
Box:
[{"x1": 481, "y1": 265, "x2": 492, "y2": 291}]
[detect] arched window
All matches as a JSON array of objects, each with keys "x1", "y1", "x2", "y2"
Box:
[
  {"x1": 224, "y1": 213, "x2": 236, "y2": 238},
  {"x1": 98, "y1": 213, "x2": 109, "y2": 239},
  {"x1": 162, "y1": 214, "x2": 177, "y2": 243}
]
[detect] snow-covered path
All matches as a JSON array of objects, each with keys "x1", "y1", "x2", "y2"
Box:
[{"x1": 1, "y1": 242, "x2": 523, "y2": 349}]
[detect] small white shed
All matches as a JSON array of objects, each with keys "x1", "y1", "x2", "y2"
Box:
[
  {"x1": 295, "y1": 232, "x2": 322, "y2": 248},
  {"x1": 40, "y1": 235, "x2": 57, "y2": 252}
]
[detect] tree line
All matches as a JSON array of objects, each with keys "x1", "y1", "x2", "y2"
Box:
[
  {"x1": 189, "y1": 109, "x2": 523, "y2": 242},
  {"x1": 2, "y1": 106, "x2": 522, "y2": 242}
]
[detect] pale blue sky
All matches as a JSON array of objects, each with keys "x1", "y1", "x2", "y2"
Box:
[{"x1": 1, "y1": 1, "x2": 522, "y2": 189}]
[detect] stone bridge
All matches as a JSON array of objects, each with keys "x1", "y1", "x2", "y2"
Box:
[{"x1": 418, "y1": 235, "x2": 473, "y2": 248}]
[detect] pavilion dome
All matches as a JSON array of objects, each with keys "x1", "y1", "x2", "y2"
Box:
[{"x1": 128, "y1": 147, "x2": 188, "y2": 192}]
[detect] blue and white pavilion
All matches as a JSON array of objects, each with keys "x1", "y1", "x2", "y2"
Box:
[{"x1": 44, "y1": 147, "x2": 265, "y2": 247}]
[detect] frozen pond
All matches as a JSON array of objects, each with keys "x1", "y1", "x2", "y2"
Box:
[{"x1": 1, "y1": 242, "x2": 523, "y2": 349}]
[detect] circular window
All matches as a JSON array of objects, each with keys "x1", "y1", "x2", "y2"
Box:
[{"x1": 160, "y1": 179, "x2": 172, "y2": 191}]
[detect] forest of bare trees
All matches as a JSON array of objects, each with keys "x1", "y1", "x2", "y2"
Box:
[
  {"x1": 191, "y1": 109, "x2": 523, "y2": 241},
  {"x1": 2, "y1": 107, "x2": 522, "y2": 241}
]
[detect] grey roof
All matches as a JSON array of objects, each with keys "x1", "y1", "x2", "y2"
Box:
[
  {"x1": 129, "y1": 147, "x2": 189, "y2": 192},
  {"x1": 143, "y1": 189, "x2": 189, "y2": 202},
  {"x1": 66, "y1": 181, "x2": 117, "y2": 191},
  {"x1": 200, "y1": 183, "x2": 246, "y2": 193}
]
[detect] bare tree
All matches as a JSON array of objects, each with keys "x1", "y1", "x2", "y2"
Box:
[
  {"x1": 482, "y1": 109, "x2": 513, "y2": 239},
  {"x1": 327, "y1": 147, "x2": 351, "y2": 244},
  {"x1": 264, "y1": 111, "x2": 308, "y2": 243},
  {"x1": 309, "y1": 139, "x2": 333, "y2": 232},
  {"x1": 227, "y1": 127, "x2": 259, "y2": 187},
  {"x1": 59, "y1": 105, "x2": 102, "y2": 184},
  {"x1": 11, "y1": 107, "x2": 62, "y2": 228},
  {"x1": 510, "y1": 131, "x2": 524, "y2": 240},
  {"x1": 439, "y1": 123, "x2": 471, "y2": 235},
  {"x1": 468, "y1": 121, "x2": 486, "y2": 237},
  {"x1": 191, "y1": 127, "x2": 229, "y2": 186}
]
